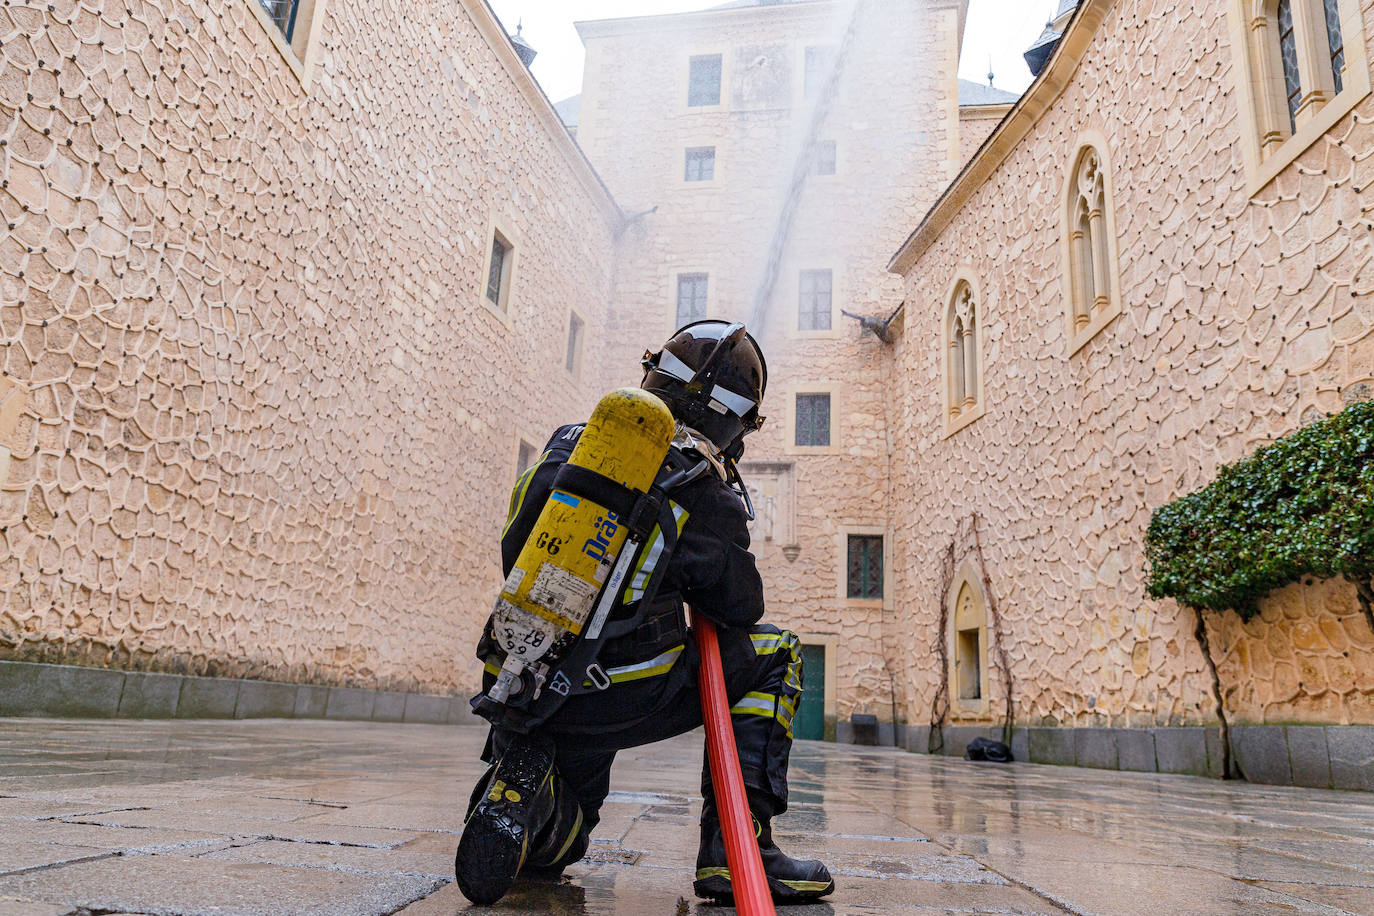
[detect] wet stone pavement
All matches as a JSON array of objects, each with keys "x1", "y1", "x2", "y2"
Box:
[{"x1": 1, "y1": 720, "x2": 1373, "y2": 915}]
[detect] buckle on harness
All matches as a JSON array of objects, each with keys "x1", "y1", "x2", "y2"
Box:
[
  {"x1": 585, "y1": 663, "x2": 611, "y2": 691},
  {"x1": 625, "y1": 486, "x2": 665, "y2": 542}
]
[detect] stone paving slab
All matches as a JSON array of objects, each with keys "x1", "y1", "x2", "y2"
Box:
[
  {"x1": 3, "y1": 718, "x2": 1374, "y2": 915},
  {"x1": 200, "y1": 838, "x2": 454, "y2": 880},
  {"x1": 0, "y1": 897, "x2": 70, "y2": 916},
  {"x1": 0, "y1": 854, "x2": 443, "y2": 916}
]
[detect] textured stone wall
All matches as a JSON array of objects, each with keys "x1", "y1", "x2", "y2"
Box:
[
  {"x1": 0, "y1": 0, "x2": 617, "y2": 692},
  {"x1": 577, "y1": 0, "x2": 964, "y2": 719},
  {"x1": 958, "y1": 108, "x2": 1005, "y2": 167},
  {"x1": 893, "y1": 0, "x2": 1374, "y2": 727}
]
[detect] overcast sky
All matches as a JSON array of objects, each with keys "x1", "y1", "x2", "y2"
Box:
[{"x1": 485, "y1": 0, "x2": 1059, "y2": 103}]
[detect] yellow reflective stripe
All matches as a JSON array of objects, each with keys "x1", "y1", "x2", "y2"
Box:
[
  {"x1": 623, "y1": 502, "x2": 688, "y2": 604},
  {"x1": 696, "y1": 866, "x2": 731, "y2": 881},
  {"x1": 750, "y1": 633, "x2": 783, "y2": 655},
  {"x1": 778, "y1": 694, "x2": 797, "y2": 721},
  {"x1": 579, "y1": 645, "x2": 685, "y2": 687},
  {"x1": 729, "y1": 691, "x2": 777, "y2": 718},
  {"x1": 606, "y1": 644, "x2": 684, "y2": 682},
  {"x1": 623, "y1": 525, "x2": 664, "y2": 604},
  {"x1": 483, "y1": 659, "x2": 501, "y2": 677},
  {"x1": 550, "y1": 804, "x2": 584, "y2": 864},
  {"x1": 502, "y1": 451, "x2": 550, "y2": 538}
]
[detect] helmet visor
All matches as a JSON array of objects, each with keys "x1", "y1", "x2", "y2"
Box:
[{"x1": 656, "y1": 348, "x2": 758, "y2": 419}]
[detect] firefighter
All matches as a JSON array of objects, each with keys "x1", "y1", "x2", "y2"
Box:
[{"x1": 456, "y1": 320, "x2": 834, "y2": 906}]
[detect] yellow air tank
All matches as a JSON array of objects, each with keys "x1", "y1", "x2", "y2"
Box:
[{"x1": 484, "y1": 387, "x2": 675, "y2": 707}]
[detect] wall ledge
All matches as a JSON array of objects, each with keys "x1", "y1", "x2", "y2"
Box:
[
  {"x1": 0, "y1": 660, "x2": 480, "y2": 727},
  {"x1": 826, "y1": 720, "x2": 1373, "y2": 792}
]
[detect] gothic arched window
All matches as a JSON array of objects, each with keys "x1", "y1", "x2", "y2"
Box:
[
  {"x1": 943, "y1": 275, "x2": 984, "y2": 435},
  {"x1": 1061, "y1": 140, "x2": 1122, "y2": 354},
  {"x1": 1230, "y1": 0, "x2": 1368, "y2": 189}
]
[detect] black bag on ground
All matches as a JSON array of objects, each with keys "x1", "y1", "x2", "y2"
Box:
[{"x1": 964, "y1": 737, "x2": 1013, "y2": 762}]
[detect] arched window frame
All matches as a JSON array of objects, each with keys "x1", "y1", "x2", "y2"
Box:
[
  {"x1": 1228, "y1": 0, "x2": 1370, "y2": 193},
  {"x1": 946, "y1": 560, "x2": 991, "y2": 721},
  {"x1": 942, "y1": 269, "x2": 985, "y2": 437},
  {"x1": 1059, "y1": 136, "x2": 1123, "y2": 356}
]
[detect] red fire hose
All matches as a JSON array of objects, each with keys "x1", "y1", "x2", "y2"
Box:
[{"x1": 695, "y1": 615, "x2": 777, "y2": 916}]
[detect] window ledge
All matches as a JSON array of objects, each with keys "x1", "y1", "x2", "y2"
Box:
[
  {"x1": 243, "y1": 0, "x2": 307, "y2": 85},
  {"x1": 1248, "y1": 83, "x2": 1372, "y2": 194},
  {"x1": 1066, "y1": 302, "x2": 1121, "y2": 357},
  {"x1": 950, "y1": 704, "x2": 993, "y2": 722},
  {"x1": 943, "y1": 402, "x2": 985, "y2": 439},
  {"x1": 477, "y1": 295, "x2": 514, "y2": 329},
  {"x1": 788, "y1": 328, "x2": 842, "y2": 341}
]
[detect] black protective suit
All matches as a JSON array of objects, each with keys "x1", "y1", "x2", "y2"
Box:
[{"x1": 475, "y1": 422, "x2": 803, "y2": 849}]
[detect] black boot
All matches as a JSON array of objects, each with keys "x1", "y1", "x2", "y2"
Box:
[
  {"x1": 455, "y1": 734, "x2": 559, "y2": 905},
  {"x1": 521, "y1": 771, "x2": 590, "y2": 880},
  {"x1": 694, "y1": 790, "x2": 834, "y2": 903}
]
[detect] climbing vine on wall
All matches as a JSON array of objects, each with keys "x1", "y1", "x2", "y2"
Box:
[{"x1": 1144, "y1": 400, "x2": 1374, "y2": 626}]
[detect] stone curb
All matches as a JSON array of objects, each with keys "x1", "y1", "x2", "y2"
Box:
[
  {"x1": 881, "y1": 721, "x2": 1372, "y2": 792},
  {"x1": 0, "y1": 660, "x2": 479, "y2": 726}
]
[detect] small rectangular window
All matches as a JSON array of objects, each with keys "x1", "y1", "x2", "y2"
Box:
[
  {"x1": 847, "y1": 534, "x2": 883, "y2": 599},
  {"x1": 795, "y1": 392, "x2": 831, "y2": 447},
  {"x1": 486, "y1": 231, "x2": 512, "y2": 311},
  {"x1": 685, "y1": 147, "x2": 716, "y2": 182},
  {"x1": 257, "y1": 0, "x2": 303, "y2": 43},
  {"x1": 565, "y1": 313, "x2": 584, "y2": 375},
  {"x1": 689, "y1": 54, "x2": 723, "y2": 107},
  {"x1": 815, "y1": 140, "x2": 837, "y2": 176},
  {"x1": 804, "y1": 46, "x2": 833, "y2": 99},
  {"x1": 516, "y1": 440, "x2": 537, "y2": 476},
  {"x1": 798, "y1": 269, "x2": 832, "y2": 331},
  {"x1": 677, "y1": 273, "x2": 709, "y2": 327}
]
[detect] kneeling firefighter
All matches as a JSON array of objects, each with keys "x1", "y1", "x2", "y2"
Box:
[{"x1": 456, "y1": 320, "x2": 835, "y2": 906}]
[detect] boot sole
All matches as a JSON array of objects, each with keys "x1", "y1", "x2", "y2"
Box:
[
  {"x1": 693, "y1": 869, "x2": 836, "y2": 903},
  {"x1": 455, "y1": 739, "x2": 556, "y2": 906}
]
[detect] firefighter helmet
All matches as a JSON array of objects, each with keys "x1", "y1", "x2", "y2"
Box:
[{"x1": 641, "y1": 320, "x2": 767, "y2": 456}]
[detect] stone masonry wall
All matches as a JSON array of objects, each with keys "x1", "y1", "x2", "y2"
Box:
[
  {"x1": 958, "y1": 108, "x2": 1005, "y2": 168},
  {"x1": 893, "y1": 0, "x2": 1374, "y2": 727},
  {"x1": 0, "y1": 0, "x2": 617, "y2": 693},
  {"x1": 577, "y1": 0, "x2": 964, "y2": 720}
]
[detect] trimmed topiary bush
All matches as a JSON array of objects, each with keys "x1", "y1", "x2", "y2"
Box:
[{"x1": 1144, "y1": 400, "x2": 1374, "y2": 619}]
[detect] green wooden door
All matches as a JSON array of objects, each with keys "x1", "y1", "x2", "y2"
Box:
[{"x1": 794, "y1": 644, "x2": 826, "y2": 741}]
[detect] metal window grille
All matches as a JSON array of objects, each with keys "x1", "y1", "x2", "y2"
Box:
[
  {"x1": 815, "y1": 141, "x2": 837, "y2": 176},
  {"x1": 487, "y1": 236, "x2": 509, "y2": 307},
  {"x1": 256, "y1": 0, "x2": 301, "y2": 43},
  {"x1": 676, "y1": 274, "x2": 708, "y2": 326},
  {"x1": 798, "y1": 269, "x2": 832, "y2": 331},
  {"x1": 1324, "y1": 0, "x2": 1345, "y2": 93},
  {"x1": 565, "y1": 313, "x2": 583, "y2": 374},
  {"x1": 847, "y1": 535, "x2": 883, "y2": 599},
  {"x1": 688, "y1": 55, "x2": 722, "y2": 107},
  {"x1": 795, "y1": 393, "x2": 830, "y2": 447},
  {"x1": 685, "y1": 147, "x2": 716, "y2": 182},
  {"x1": 1278, "y1": 0, "x2": 1301, "y2": 132}
]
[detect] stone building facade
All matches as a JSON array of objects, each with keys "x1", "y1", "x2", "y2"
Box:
[
  {"x1": 888, "y1": 0, "x2": 1374, "y2": 783},
  {"x1": 569, "y1": 0, "x2": 987, "y2": 737},
  {"x1": 0, "y1": 0, "x2": 618, "y2": 695},
  {"x1": 3, "y1": 0, "x2": 1370, "y2": 786}
]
